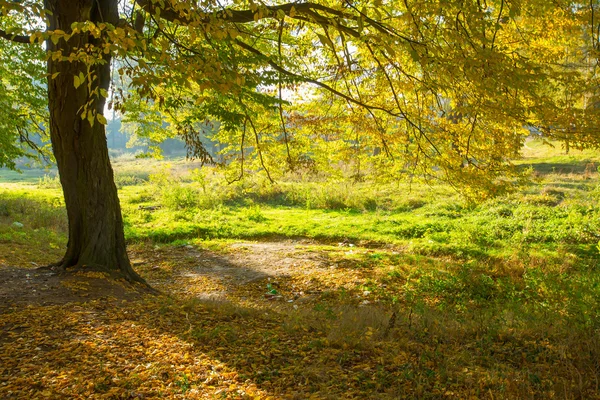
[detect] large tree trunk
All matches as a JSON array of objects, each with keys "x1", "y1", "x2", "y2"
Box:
[{"x1": 45, "y1": 0, "x2": 143, "y2": 282}]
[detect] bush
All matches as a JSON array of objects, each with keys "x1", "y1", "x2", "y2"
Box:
[
  {"x1": 242, "y1": 205, "x2": 267, "y2": 222},
  {"x1": 37, "y1": 174, "x2": 61, "y2": 189},
  {"x1": 114, "y1": 174, "x2": 147, "y2": 188},
  {"x1": 162, "y1": 185, "x2": 199, "y2": 210}
]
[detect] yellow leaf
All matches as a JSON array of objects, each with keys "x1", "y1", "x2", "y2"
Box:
[
  {"x1": 73, "y1": 75, "x2": 81, "y2": 89},
  {"x1": 97, "y1": 113, "x2": 107, "y2": 125}
]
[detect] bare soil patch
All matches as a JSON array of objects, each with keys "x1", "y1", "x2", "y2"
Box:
[
  {"x1": 128, "y1": 240, "x2": 349, "y2": 302},
  {"x1": 0, "y1": 240, "x2": 344, "y2": 309},
  {"x1": 0, "y1": 266, "x2": 144, "y2": 311}
]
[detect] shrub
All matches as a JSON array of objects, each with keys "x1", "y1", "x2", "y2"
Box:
[
  {"x1": 242, "y1": 205, "x2": 267, "y2": 222},
  {"x1": 37, "y1": 174, "x2": 61, "y2": 189},
  {"x1": 114, "y1": 174, "x2": 147, "y2": 188},
  {"x1": 162, "y1": 185, "x2": 199, "y2": 210}
]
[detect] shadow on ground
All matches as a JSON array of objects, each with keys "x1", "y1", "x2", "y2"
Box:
[{"x1": 1, "y1": 241, "x2": 598, "y2": 399}]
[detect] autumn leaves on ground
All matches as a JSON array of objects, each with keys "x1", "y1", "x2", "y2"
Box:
[{"x1": 2, "y1": 141, "x2": 600, "y2": 399}]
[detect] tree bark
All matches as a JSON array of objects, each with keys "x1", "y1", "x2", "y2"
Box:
[{"x1": 45, "y1": 0, "x2": 143, "y2": 282}]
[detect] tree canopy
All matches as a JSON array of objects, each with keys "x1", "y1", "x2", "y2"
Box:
[{"x1": 2, "y1": 0, "x2": 599, "y2": 190}]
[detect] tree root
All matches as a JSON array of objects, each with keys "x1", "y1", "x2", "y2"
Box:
[
  {"x1": 37, "y1": 259, "x2": 159, "y2": 294},
  {"x1": 37, "y1": 260, "x2": 68, "y2": 272}
]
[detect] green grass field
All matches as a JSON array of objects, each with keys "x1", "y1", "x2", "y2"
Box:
[{"x1": 1, "y1": 138, "x2": 600, "y2": 398}]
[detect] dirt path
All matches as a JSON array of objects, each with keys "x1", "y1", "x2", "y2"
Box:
[
  {"x1": 183, "y1": 241, "x2": 331, "y2": 281},
  {"x1": 127, "y1": 240, "x2": 355, "y2": 302},
  {"x1": 0, "y1": 240, "x2": 353, "y2": 308}
]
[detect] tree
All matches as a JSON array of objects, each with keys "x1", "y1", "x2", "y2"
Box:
[
  {"x1": 1, "y1": 0, "x2": 143, "y2": 281},
  {"x1": 0, "y1": 0, "x2": 598, "y2": 281}
]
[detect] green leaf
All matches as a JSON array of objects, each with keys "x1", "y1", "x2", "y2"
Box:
[
  {"x1": 317, "y1": 33, "x2": 334, "y2": 50},
  {"x1": 73, "y1": 75, "x2": 81, "y2": 89},
  {"x1": 384, "y1": 44, "x2": 396, "y2": 58}
]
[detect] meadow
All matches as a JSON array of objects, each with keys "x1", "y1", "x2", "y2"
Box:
[{"x1": 0, "y1": 139, "x2": 599, "y2": 399}]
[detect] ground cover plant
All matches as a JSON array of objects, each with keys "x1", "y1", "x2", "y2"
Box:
[{"x1": 1, "y1": 141, "x2": 599, "y2": 398}]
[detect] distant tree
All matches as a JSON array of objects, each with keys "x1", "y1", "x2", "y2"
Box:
[{"x1": 0, "y1": 0, "x2": 598, "y2": 281}]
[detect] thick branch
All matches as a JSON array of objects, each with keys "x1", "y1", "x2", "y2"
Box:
[
  {"x1": 0, "y1": 28, "x2": 30, "y2": 44},
  {"x1": 136, "y1": 1, "x2": 345, "y2": 24},
  {"x1": 135, "y1": 0, "x2": 418, "y2": 44}
]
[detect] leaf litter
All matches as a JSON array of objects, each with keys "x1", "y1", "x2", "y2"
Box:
[{"x1": 1, "y1": 240, "x2": 598, "y2": 399}]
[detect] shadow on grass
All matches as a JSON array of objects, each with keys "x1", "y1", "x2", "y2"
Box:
[{"x1": 519, "y1": 161, "x2": 597, "y2": 175}]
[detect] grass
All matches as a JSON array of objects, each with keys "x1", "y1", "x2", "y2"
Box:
[
  {"x1": 0, "y1": 187, "x2": 66, "y2": 266},
  {"x1": 0, "y1": 168, "x2": 58, "y2": 183},
  {"x1": 1, "y1": 138, "x2": 600, "y2": 398}
]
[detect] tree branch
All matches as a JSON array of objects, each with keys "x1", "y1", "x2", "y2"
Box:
[
  {"x1": 136, "y1": 0, "x2": 347, "y2": 24},
  {"x1": 227, "y1": 117, "x2": 246, "y2": 184},
  {"x1": 244, "y1": 110, "x2": 275, "y2": 183},
  {"x1": 233, "y1": 38, "x2": 401, "y2": 119},
  {"x1": 0, "y1": 29, "x2": 30, "y2": 44},
  {"x1": 135, "y1": 0, "x2": 420, "y2": 44}
]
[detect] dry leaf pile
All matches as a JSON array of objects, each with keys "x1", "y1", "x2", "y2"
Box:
[{"x1": 1, "y1": 242, "x2": 598, "y2": 399}]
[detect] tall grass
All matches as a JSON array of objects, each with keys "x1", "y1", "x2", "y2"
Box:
[{"x1": 0, "y1": 191, "x2": 66, "y2": 232}]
